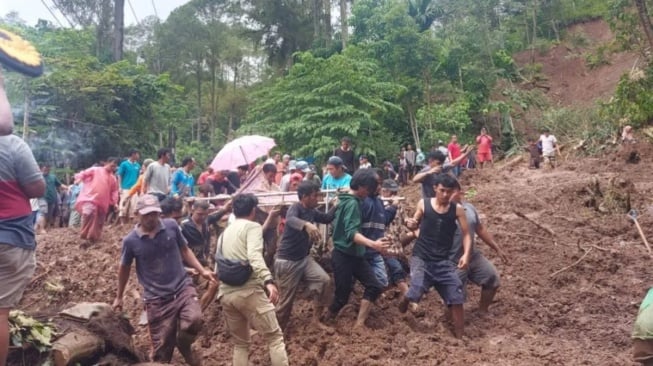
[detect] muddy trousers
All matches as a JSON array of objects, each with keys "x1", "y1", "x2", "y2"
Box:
[
  {"x1": 145, "y1": 285, "x2": 202, "y2": 362},
  {"x1": 274, "y1": 256, "x2": 331, "y2": 328},
  {"x1": 329, "y1": 250, "x2": 383, "y2": 315},
  {"x1": 79, "y1": 203, "x2": 107, "y2": 242},
  {"x1": 221, "y1": 287, "x2": 289, "y2": 366}
]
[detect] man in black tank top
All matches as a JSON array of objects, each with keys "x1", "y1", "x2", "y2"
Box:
[{"x1": 398, "y1": 174, "x2": 472, "y2": 338}]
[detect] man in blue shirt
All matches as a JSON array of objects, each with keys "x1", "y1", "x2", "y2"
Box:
[
  {"x1": 171, "y1": 157, "x2": 196, "y2": 199},
  {"x1": 117, "y1": 149, "x2": 140, "y2": 224},
  {"x1": 321, "y1": 156, "x2": 352, "y2": 196}
]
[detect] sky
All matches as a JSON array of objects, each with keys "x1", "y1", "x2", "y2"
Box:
[{"x1": 0, "y1": 0, "x2": 189, "y2": 27}]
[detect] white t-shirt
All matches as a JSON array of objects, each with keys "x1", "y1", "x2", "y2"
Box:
[{"x1": 539, "y1": 134, "x2": 557, "y2": 156}]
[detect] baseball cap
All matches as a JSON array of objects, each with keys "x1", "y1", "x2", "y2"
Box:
[
  {"x1": 288, "y1": 160, "x2": 297, "y2": 171},
  {"x1": 359, "y1": 154, "x2": 368, "y2": 160},
  {"x1": 382, "y1": 179, "x2": 399, "y2": 192},
  {"x1": 327, "y1": 156, "x2": 343, "y2": 166},
  {"x1": 295, "y1": 161, "x2": 310, "y2": 173},
  {"x1": 136, "y1": 194, "x2": 162, "y2": 215}
]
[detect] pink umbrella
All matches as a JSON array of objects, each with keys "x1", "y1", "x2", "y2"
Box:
[{"x1": 210, "y1": 135, "x2": 276, "y2": 171}]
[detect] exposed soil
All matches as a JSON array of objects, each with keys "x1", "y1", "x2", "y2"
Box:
[
  {"x1": 513, "y1": 19, "x2": 640, "y2": 109},
  {"x1": 13, "y1": 142, "x2": 652, "y2": 366}
]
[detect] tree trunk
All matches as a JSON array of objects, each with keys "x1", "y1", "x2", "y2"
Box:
[
  {"x1": 635, "y1": 0, "x2": 653, "y2": 52},
  {"x1": 196, "y1": 62, "x2": 202, "y2": 142},
  {"x1": 52, "y1": 331, "x2": 105, "y2": 366},
  {"x1": 112, "y1": 0, "x2": 125, "y2": 61},
  {"x1": 340, "y1": 0, "x2": 348, "y2": 48},
  {"x1": 313, "y1": 0, "x2": 321, "y2": 41},
  {"x1": 22, "y1": 77, "x2": 29, "y2": 140},
  {"x1": 407, "y1": 106, "x2": 420, "y2": 151},
  {"x1": 530, "y1": 0, "x2": 537, "y2": 63},
  {"x1": 210, "y1": 60, "x2": 217, "y2": 146},
  {"x1": 324, "y1": 0, "x2": 332, "y2": 43}
]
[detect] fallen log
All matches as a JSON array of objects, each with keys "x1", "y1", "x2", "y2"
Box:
[
  {"x1": 501, "y1": 155, "x2": 524, "y2": 170},
  {"x1": 52, "y1": 330, "x2": 105, "y2": 366}
]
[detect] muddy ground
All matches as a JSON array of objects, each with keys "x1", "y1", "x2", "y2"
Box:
[{"x1": 14, "y1": 144, "x2": 652, "y2": 366}]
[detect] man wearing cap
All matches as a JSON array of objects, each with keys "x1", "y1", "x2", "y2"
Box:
[
  {"x1": 278, "y1": 160, "x2": 297, "y2": 192},
  {"x1": 113, "y1": 194, "x2": 216, "y2": 365},
  {"x1": 321, "y1": 156, "x2": 352, "y2": 195}
]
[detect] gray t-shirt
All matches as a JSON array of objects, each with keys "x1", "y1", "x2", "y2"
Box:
[
  {"x1": 449, "y1": 201, "x2": 480, "y2": 263},
  {"x1": 121, "y1": 218, "x2": 191, "y2": 301},
  {"x1": 144, "y1": 161, "x2": 171, "y2": 195}
]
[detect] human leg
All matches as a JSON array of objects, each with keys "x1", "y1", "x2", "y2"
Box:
[
  {"x1": 87, "y1": 209, "x2": 107, "y2": 242},
  {"x1": 467, "y1": 252, "x2": 500, "y2": 313},
  {"x1": 328, "y1": 250, "x2": 356, "y2": 317},
  {"x1": 302, "y1": 257, "x2": 331, "y2": 321},
  {"x1": 0, "y1": 245, "x2": 36, "y2": 366},
  {"x1": 352, "y1": 257, "x2": 384, "y2": 328},
  {"x1": 176, "y1": 286, "x2": 203, "y2": 366},
  {"x1": 245, "y1": 288, "x2": 288, "y2": 366},
  {"x1": 430, "y1": 260, "x2": 465, "y2": 338},
  {"x1": 220, "y1": 291, "x2": 252, "y2": 366},
  {"x1": 199, "y1": 279, "x2": 218, "y2": 312},
  {"x1": 385, "y1": 257, "x2": 407, "y2": 294},
  {"x1": 400, "y1": 256, "x2": 428, "y2": 312},
  {"x1": 145, "y1": 298, "x2": 179, "y2": 362},
  {"x1": 273, "y1": 258, "x2": 306, "y2": 330},
  {"x1": 365, "y1": 252, "x2": 389, "y2": 288}
]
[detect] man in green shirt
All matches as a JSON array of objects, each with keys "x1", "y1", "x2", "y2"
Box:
[
  {"x1": 38, "y1": 164, "x2": 65, "y2": 230},
  {"x1": 323, "y1": 168, "x2": 390, "y2": 329}
]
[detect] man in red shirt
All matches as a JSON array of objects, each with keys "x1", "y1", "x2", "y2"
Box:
[
  {"x1": 475, "y1": 128, "x2": 493, "y2": 169},
  {"x1": 447, "y1": 135, "x2": 462, "y2": 176}
]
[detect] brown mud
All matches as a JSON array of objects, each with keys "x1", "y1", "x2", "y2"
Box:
[{"x1": 13, "y1": 143, "x2": 652, "y2": 365}]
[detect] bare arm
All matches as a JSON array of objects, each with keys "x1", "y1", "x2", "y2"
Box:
[
  {"x1": 412, "y1": 167, "x2": 439, "y2": 183},
  {"x1": 180, "y1": 244, "x2": 217, "y2": 283},
  {"x1": 476, "y1": 222, "x2": 508, "y2": 263},
  {"x1": 449, "y1": 146, "x2": 473, "y2": 167},
  {"x1": 406, "y1": 199, "x2": 425, "y2": 230},
  {"x1": 456, "y1": 205, "x2": 472, "y2": 269},
  {"x1": 22, "y1": 179, "x2": 46, "y2": 198},
  {"x1": 112, "y1": 264, "x2": 131, "y2": 310}
]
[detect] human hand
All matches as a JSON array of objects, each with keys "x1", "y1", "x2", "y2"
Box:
[
  {"x1": 186, "y1": 267, "x2": 199, "y2": 276},
  {"x1": 429, "y1": 166, "x2": 442, "y2": 174},
  {"x1": 201, "y1": 269, "x2": 218, "y2": 284},
  {"x1": 371, "y1": 237, "x2": 391, "y2": 253},
  {"x1": 269, "y1": 205, "x2": 283, "y2": 218},
  {"x1": 266, "y1": 283, "x2": 279, "y2": 305},
  {"x1": 112, "y1": 297, "x2": 123, "y2": 312},
  {"x1": 222, "y1": 200, "x2": 233, "y2": 212},
  {"x1": 406, "y1": 218, "x2": 419, "y2": 230},
  {"x1": 458, "y1": 254, "x2": 470, "y2": 269},
  {"x1": 496, "y1": 248, "x2": 508, "y2": 264},
  {"x1": 304, "y1": 222, "x2": 321, "y2": 242}
]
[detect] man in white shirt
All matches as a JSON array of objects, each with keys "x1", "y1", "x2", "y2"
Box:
[{"x1": 539, "y1": 129, "x2": 561, "y2": 168}]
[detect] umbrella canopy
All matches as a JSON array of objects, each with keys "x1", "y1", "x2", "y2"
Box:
[{"x1": 210, "y1": 135, "x2": 276, "y2": 171}]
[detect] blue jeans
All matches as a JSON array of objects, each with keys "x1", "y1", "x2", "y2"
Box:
[
  {"x1": 384, "y1": 257, "x2": 406, "y2": 285},
  {"x1": 364, "y1": 251, "x2": 389, "y2": 288},
  {"x1": 406, "y1": 256, "x2": 464, "y2": 305}
]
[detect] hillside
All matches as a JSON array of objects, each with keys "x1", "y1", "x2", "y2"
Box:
[{"x1": 513, "y1": 19, "x2": 639, "y2": 108}]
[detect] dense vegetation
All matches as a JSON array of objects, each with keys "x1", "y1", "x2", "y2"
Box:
[{"x1": 4, "y1": 0, "x2": 648, "y2": 169}]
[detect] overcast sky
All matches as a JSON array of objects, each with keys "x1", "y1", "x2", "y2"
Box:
[{"x1": 0, "y1": 0, "x2": 189, "y2": 27}]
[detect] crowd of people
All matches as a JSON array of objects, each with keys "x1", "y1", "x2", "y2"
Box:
[{"x1": 2, "y1": 122, "x2": 569, "y2": 366}]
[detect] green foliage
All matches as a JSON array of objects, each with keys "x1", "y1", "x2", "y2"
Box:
[
  {"x1": 585, "y1": 45, "x2": 611, "y2": 69},
  {"x1": 601, "y1": 66, "x2": 653, "y2": 127},
  {"x1": 9, "y1": 310, "x2": 56, "y2": 353},
  {"x1": 244, "y1": 51, "x2": 405, "y2": 162},
  {"x1": 540, "y1": 106, "x2": 616, "y2": 153},
  {"x1": 417, "y1": 99, "x2": 472, "y2": 143}
]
